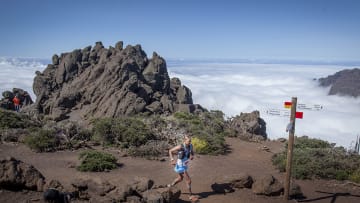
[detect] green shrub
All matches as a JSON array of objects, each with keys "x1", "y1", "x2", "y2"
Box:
[
  {"x1": 92, "y1": 117, "x2": 154, "y2": 148},
  {"x1": 173, "y1": 111, "x2": 227, "y2": 155},
  {"x1": 77, "y1": 150, "x2": 117, "y2": 172},
  {"x1": 24, "y1": 129, "x2": 59, "y2": 152},
  {"x1": 191, "y1": 137, "x2": 210, "y2": 154},
  {"x1": 293, "y1": 136, "x2": 332, "y2": 149},
  {"x1": 92, "y1": 118, "x2": 114, "y2": 144},
  {"x1": 127, "y1": 141, "x2": 168, "y2": 158},
  {"x1": 0, "y1": 109, "x2": 37, "y2": 129},
  {"x1": 349, "y1": 169, "x2": 360, "y2": 183},
  {"x1": 272, "y1": 136, "x2": 360, "y2": 181}
]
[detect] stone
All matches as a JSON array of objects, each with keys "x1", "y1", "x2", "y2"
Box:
[
  {"x1": 223, "y1": 173, "x2": 253, "y2": 189},
  {"x1": 0, "y1": 88, "x2": 33, "y2": 111},
  {"x1": 0, "y1": 157, "x2": 45, "y2": 191},
  {"x1": 252, "y1": 175, "x2": 283, "y2": 196},
  {"x1": 142, "y1": 190, "x2": 164, "y2": 203},
  {"x1": 130, "y1": 176, "x2": 154, "y2": 193},
  {"x1": 290, "y1": 182, "x2": 304, "y2": 199},
  {"x1": 52, "y1": 54, "x2": 59, "y2": 65},
  {"x1": 115, "y1": 41, "x2": 123, "y2": 50},
  {"x1": 227, "y1": 111, "x2": 267, "y2": 141}
]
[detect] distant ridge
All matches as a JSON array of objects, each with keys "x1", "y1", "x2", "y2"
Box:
[{"x1": 318, "y1": 68, "x2": 360, "y2": 97}]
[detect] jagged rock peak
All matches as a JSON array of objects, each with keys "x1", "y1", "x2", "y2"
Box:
[{"x1": 30, "y1": 41, "x2": 204, "y2": 121}]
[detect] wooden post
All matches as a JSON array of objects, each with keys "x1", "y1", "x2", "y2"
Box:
[{"x1": 284, "y1": 97, "x2": 297, "y2": 200}]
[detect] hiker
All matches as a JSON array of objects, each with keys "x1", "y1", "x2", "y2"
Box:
[
  {"x1": 168, "y1": 134, "x2": 194, "y2": 198},
  {"x1": 12, "y1": 95, "x2": 20, "y2": 112}
]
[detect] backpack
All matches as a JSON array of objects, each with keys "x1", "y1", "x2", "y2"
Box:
[{"x1": 177, "y1": 144, "x2": 192, "y2": 160}]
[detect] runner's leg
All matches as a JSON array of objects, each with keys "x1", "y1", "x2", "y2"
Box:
[
  {"x1": 171, "y1": 173, "x2": 184, "y2": 186},
  {"x1": 184, "y1": 171, "x2": 192, "y2": 195}
]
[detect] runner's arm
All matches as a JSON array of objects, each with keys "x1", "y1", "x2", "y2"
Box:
[
  {"x1": 190, "y1": 145, "x2": 194, "y2": 160},
  {"x1": 169, "y1": 145, "x2": 181, "y2": 161}
]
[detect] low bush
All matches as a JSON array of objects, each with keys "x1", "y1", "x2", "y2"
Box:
[
  {"x1": 191, "y1": 137, "x2": 210, "y2": 154},
  {"x1": 92, "y1": 117, "x2": 154, "y2": 148},
  {"x1": 127, "y1": 140, "x2": 169, "y2": 158},
  {"x1": 24, "y1": 129, "x2": 59, "y2": 152},
  {"x1": 272, "y1": 136, "x2": 360, "y2": 181},
  {"x1": 0, "y1": 109, "x2": 38, "y2": 129},
  {"x1": 173, "y1": 111, "x2": 227, "y2": 155},
  {"x1": 77, "y1": 150, "x2": 117, "y2": 172},
  {"x1": 349, "y1": 169, "x2": 360, "y2": 183}
]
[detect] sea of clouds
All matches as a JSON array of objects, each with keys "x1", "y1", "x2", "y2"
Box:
[
  {"x1": 168, "y1": 60, "x2": 360, "y2": 149},
  {"x1": 1, "y1": 57, "x2": 359, "y2": 148},
  {"x1": 0, "y1": 57, "x2": 46, "y2": 99}
]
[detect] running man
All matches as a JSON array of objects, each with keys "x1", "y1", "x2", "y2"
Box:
[{"x1": 168, "y1": 135, "x2": 194, "y2": 198}]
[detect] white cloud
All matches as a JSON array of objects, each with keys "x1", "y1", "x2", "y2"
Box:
[
  {"x1": 1, "y1": 58, "x2": 359, "y2": 148},
  {"x1": 168, "y1": 62, "x2": 360, "y2": 148},
  {"x1": 0, "y1": 57, "x2": 45, "y2": 100}
]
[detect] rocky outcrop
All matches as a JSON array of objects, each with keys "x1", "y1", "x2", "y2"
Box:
[
  {"x1": 227, "y1": 111, "x2": 267, "y2": 141},
  {"x1": 30, "y1": 41, "x2": 204, "y2": 121},
  {"x1": 0, "y1": 157, "x2": 45, "y2": 191},
  {"x1": 212, "y1": 173, "x2": 253, "y2": 194},
  {"x1": 71, "y1": 176, "x2": 181, "y2": 202},
  {"x1": 318, "y1": 68, "x2": 360, "y2": 97},
  {"x1": 0, "y1": 88, "x2": 33, "y2": 111},
  {"x1": 252, "y1": 175, "x2": 283, "y2": 196}
]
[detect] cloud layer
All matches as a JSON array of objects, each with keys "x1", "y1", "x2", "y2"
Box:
[
  {"x1": 168, "y1": 61, "x2": 360, "y2": 148},
  {"x1": 1, "y1": 58, "x2": 359, "y2": 148},
  {"x1": 0, "y1": 57, "x2": 45, "y2": 99}
]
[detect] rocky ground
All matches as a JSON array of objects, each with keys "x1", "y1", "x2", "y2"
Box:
[{"x1": 1, "y1": 137, "x2": 359, "y2": 203}]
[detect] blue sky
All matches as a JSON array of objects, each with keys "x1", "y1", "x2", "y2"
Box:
[{"x1": 1, "y1": 0, "x2": 360, "y2": 61}]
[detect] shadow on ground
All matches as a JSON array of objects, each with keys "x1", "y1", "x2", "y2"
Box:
[{"x1": 297, "y1": 190, "x2": 360, "y2": 203}]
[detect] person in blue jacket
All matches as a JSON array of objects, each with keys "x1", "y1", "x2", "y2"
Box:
[{"x1": 168, "y1": 134, "x2": 194, "y2": 197}]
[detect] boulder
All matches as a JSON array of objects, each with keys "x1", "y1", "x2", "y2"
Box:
[
  {"x1": 252, "y1": 175, "x2": 283, "y2": 196},
  {"x1": 211, "y1": 182, "x2": 234, "y2": 194},
  {"x1": 290, "y1": 182, "x2": 304, "y2": 199},
  {"x1": 0, "y1": 88, "x2": 33, "y2": 111},
  {"x1": 0, "y1": 157, "x2": 45, "y2": 191},
  {"x1": 45, "y1": 179, "x2": 64, "y2": 191},
  {"x1": 227, "y1": 111, "x2": 267, "y2": 141},
  {"x1": 52, "y1": 54, "x2": 59, "y2": 65},
  {"x1": 115, "y1": 41, "x2": 123, "y2": 51},
  {"x1": 130, "y1": 176, "x2": 154, "y2": 193},
  {"x1": 71, "y1": 178, "x2": 116, "y2": 200},
  {"x1": 223, "y1": 173, "x2": 253, "y2": 189},
  {"x1": 154, "y1": 186, "x2": 181, "y2": 203},
  {"x1": 141, "y1": 190, "x2": 164, "y2": 203}
]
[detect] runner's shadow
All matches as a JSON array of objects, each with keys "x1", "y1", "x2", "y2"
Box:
[
  {"x1": 297, "y1": 190, "x2": 360, "y2": 203},
  {"x1": 179, "y1": 184, "x2": 234, "y2": 203}
]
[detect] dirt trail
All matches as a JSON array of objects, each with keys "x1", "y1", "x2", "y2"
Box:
[{"x1": 1, "y1": 137, "x2": 360, "y2": 203}]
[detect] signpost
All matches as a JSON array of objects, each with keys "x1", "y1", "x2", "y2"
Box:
[
  {"x1": 266, "y1": 99, "x2": 322, "y2": 200},
  {"x1": 266, "y1": 109, "x2": 290, "y2": 117},
  {"x1": 284, "y1": 97, "x2": 297, "y2": 200},
  {"x1": 297, "y1": 103, "x2": 323, "y2": 111}
]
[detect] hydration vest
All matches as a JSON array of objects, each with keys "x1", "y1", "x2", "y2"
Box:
[{"x1": 177, "y1": 143, "x2": 193, "y2": 160}]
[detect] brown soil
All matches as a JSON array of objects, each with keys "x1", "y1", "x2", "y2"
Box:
[{"x1": 1, "y1": 137, "x2": 360, "y2": 203}]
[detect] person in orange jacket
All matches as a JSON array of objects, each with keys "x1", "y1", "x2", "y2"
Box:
[{"x1": 13, "y1": 95, "x2": 21, "y2": 112}]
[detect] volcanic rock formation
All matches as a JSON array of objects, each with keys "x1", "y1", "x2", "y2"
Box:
[{"x1": 32, "y1": 41, "x2": 204, "y2": 121}]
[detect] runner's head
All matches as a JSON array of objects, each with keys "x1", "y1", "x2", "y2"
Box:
[{"x1": 184, "y1": 134, "x2": 191, "y2": 146}]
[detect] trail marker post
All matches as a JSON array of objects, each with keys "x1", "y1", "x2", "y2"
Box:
[{"x1": 284, "y1": 97, "x2": 297, "y2": 200}]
